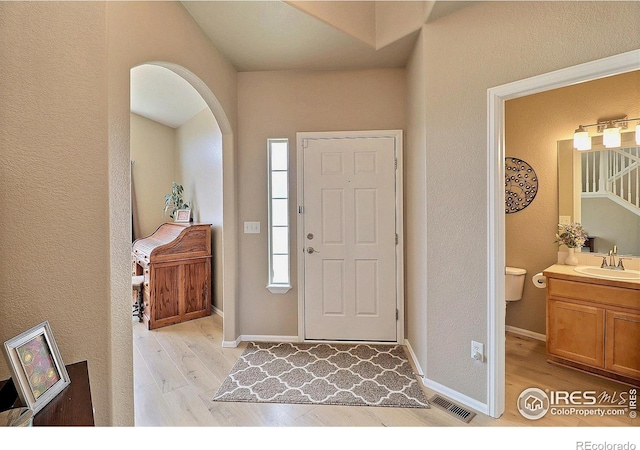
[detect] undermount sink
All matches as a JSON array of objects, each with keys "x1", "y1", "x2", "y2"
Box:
[{"x1": 574, "y1": 266, "x2": 640, "y2": 280}]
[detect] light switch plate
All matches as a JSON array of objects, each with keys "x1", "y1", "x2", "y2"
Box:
[{"x1": 244, "y1": 221, "x2": 260, "y2": 234}]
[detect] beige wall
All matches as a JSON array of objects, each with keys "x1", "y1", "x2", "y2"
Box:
[
  {"x1": 107, "y1": 0, "x2": 238, "y2": 424},
  {"x1": 288, "y1": 1, "x2": 377, "y2": 46},
  {"x1": 404, "y1": 28, "x2": 428, "y2": 373},
  {"x1": 416, "y1": 1, "x2": 640, "y2": 404},
  {"x1": 130, "y1": 113, "x2": 177, "y2": 239},
  {"x1": 176, "y1": 108, "x2": 224, "y2": 311},
  {"x1": 0, "y1": 1, "x2": 111, "y2": 424},
  {"x1": 375, "y1": 1, "x2": 426, "y2": 49},
  {"x1": 131, "y1": 107, "x2": 224, "y2": 309},
  {"x1": 0, "y1": 1, "x2": 238, "y2": 426},
  {"x1": 289, "y1": 1, "x2": 425, "y2": 50},
  {"x1": 237, "y1": 69, "x2": 405, "y2": 337},
  {"x1": 505, "y1": 71, "x2": 640, "y2": 334}
]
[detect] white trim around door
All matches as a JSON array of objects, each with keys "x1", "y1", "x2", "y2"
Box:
[
  {"x1": 296, "y1": 130, "x2": 404, "y2": 344},
  {"x1": 486, "y1": 49, "x2": 640, "y2": 419}
]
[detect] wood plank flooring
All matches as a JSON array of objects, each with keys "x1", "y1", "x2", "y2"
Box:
[{"x1": 132, "y1": 314, "x2": 637, "y2": 432}]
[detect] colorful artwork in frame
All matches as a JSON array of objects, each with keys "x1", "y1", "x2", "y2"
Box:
[
  {"x1": 174, "y1": 209, "x2": 191, "y2": 223},
  {"x1": 3, "y1": 321, "x2": 70, "y2": 414},
  {"x1": 17, "y1": 334, "x2": 61, "y2": 400}
]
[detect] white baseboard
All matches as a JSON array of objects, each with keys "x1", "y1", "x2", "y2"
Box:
[
  {"x1": 221, "y1": 335, "x2": 298, "y2": 347},
  {"x1": 224, "y1": 334, "x2": 401, "y2": 348},
  {"x1": 221, "y1": 336, "x2": 242, "y2": 348},
  {"x1": 505, "y1": 325, "x2": 546, "y2": 342},
  {"x1": 421, "y1": 377, "x2": 489, "y2": 416},
  {"x1": 239, "y1": 335, "x2": 299, "y2": 344},
  {"x1": 403, "y1": 339, "x2": 488, "y2": 416},
  {"x1": 403, "y1": 339, "x2": 425, "y2": 377},
  {"x1": 212, "y1": 306, "x2": 223, "y2": 317}
]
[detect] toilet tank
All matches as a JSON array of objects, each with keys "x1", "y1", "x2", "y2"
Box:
[{"x1": 505, "y1": 266, "x2": 527, "y2": 301}]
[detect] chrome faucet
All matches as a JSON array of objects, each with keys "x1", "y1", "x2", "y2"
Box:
[
  {"x1": 599, "y1": 246, "x2": 626, "y2": 270},
  {"x1": 600, "y1": 255, "x2": 608, "y2": 268},
  {"x1": 609, "y1": 246, "x2": 617, "y2": 267}
]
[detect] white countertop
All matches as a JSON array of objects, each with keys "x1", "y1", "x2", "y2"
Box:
[{"x1": 543, "y1": 263, "x2": 640, "y2": 289}]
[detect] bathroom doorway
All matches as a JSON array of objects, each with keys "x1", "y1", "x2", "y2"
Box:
[{"x1": 487, "y1": 49, "x2": 640, "y2": 418}]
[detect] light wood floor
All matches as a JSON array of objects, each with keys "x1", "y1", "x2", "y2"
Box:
[{"x1": 132, "y1": 314, "x2": 636, "y2": 428}]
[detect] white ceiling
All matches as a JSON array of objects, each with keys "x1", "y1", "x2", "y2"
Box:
[
  {"x1": 131, "y1": 1, "x2": 474, "y2": 126},
  {"x1": 130, "y1": 64, "x2": 207, "y2": 128}
]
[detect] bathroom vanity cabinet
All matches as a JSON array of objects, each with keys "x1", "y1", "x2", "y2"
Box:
[{"x1": 543, "y1": 265, "x2": 640, "y2": 386}]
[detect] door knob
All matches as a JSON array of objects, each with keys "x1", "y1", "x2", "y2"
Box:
[{"x1": 307, "y1": 247, "x2": 320, "y2": 254}]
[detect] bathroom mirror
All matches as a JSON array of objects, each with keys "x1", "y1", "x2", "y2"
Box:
[{"x1": 558, "y1": 131, "x2": 640, "y2": 256}]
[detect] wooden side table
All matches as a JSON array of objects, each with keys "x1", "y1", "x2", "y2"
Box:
[{"x1": 0, "y1": 360, "x2": 95, "y2": 426}]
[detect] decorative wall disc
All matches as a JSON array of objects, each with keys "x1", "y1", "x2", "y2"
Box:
[{"x1": 505, "y1": 157, "x2": 538, "y2": 214}]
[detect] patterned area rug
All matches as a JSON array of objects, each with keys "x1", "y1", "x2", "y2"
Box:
[{"x1": 212, "y1": 342, "x2": 430, "y2": 408}]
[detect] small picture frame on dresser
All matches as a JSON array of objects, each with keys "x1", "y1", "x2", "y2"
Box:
[
  {"x1": 174, "y1": 209, "x2": 191, "y2": 223},
  {"x1": 3, "y1": 321, "x2": 70, "y2": 414}
]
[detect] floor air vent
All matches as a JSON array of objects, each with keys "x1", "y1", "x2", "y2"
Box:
[{"x1": 429, "y1": 394, "x2": 476, "y2": 423}]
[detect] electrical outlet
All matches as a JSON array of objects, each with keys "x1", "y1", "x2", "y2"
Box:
[{"x1": 471, "y1": 341, "x2": 484, "y2": 362}]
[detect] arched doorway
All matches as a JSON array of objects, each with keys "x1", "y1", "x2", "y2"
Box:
[
  {"x1": 108, "y1": 60, "x2": 238, "y2": 424},
  {"x1": 130, "y1": 63, "x2": 225, "y2": 318},
  {"x1": 127, "y1": 60, "x2": 237, "y2": 336}
]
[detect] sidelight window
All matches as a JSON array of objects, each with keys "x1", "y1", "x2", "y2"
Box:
[{"x1": 267, "y1": 138, "x2": 291, "y2": 293}]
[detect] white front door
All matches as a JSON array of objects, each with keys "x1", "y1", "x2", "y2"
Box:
[{"x1": 298, "y1": 131, "x2": 402, "y2": 341}]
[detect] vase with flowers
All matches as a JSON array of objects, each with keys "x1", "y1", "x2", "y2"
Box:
[{"x1": 555, "y1": 222, "x2": 588, "y2": 266}]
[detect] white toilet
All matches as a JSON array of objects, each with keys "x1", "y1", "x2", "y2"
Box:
[{"x1": 505, "y1": 266, "x2": 527, "y2": 302}]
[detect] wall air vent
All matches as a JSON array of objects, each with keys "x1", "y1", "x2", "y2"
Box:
[{"x1": 429, "y1": 394, "x2": 476, "y2": 423}]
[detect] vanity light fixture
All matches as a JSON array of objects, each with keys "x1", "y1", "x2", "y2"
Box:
[
  {"x1": 573, "y1": 115, "x2": 640, "y2": 150},
  {"x1": 573, "y1": 125, "x2": 591, "y2": 150},
  {"x1": 602, "y1": 123, "x2": 621, "y2": 148}
]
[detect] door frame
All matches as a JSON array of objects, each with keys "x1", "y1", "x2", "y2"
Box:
[
  {"x1": 486, "y1": 49, "x2": 640, "y2": 418},
  {"x1": 296, "y1": 130, "x2": 405, "y2": 344}
]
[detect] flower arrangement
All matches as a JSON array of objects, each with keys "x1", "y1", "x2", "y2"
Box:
[{"x1": 555, "y1": 222, "x2": 588, "y2": 249}]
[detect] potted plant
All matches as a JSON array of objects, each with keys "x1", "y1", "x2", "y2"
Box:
[{"x1": 163, "y1": 182, "x2": 190, "y2": 219}]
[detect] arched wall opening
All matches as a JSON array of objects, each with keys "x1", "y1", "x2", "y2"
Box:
[
  {"x1": 127, "y1": 61, "x2": 237, "y2": 338},
  {"x1": 130, "y1": 63, "x2": 225, "y2": 317},
  {"x1": 109, "y1": 59, "x2": 238, "y2": 424}
]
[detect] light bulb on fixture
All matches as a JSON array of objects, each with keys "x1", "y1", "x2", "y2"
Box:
[
  {"x1": 573, "y1": 126, "x2": 591, "y2": 151},
  {"x1": 602, "y1": 123, "x2": 621, "y2": 148}
]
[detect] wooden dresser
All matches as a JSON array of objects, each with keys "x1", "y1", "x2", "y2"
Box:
[{"x1": 132, "y1": 223, "x2": 212, "y2": 330}]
